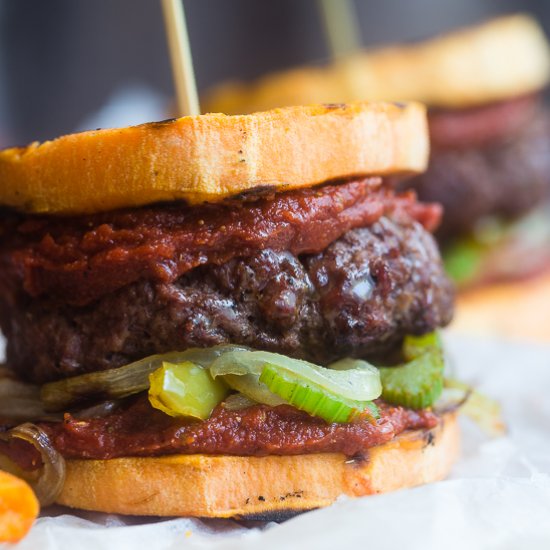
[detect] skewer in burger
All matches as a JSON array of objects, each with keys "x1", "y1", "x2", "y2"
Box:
[
  {"x1": 204, "y1": 14, "x2": 550, "y2": 341},
  {"x1": 0, "y1": 101, "x2": 460, "y2": 519}
]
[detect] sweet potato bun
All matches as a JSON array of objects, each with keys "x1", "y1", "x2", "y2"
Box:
[
  {"x1": 56, "y1": 413, "x2": 459, "y2": 519},
  {"x1": 0, "y1": 101, "x2": 428, "y2": 215},
  {"x1": 204, "y1": 14, "x2": 550, "y2": 114},
  {"x1": 451, "y1": 272, "x2": 550, "y2": 343}
]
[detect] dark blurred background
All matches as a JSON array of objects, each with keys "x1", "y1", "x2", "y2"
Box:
[{"x1": 0, "y1": 0, "x2": 549, "y2": 146}]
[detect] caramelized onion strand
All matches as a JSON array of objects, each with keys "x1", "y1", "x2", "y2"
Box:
[{"x1": 0, "y1": 423, "x2": 66, "y2": 506}]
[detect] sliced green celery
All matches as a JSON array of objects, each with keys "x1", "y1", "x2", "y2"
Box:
[
  {"x1": 443, "y1": 239, "x2": 484, "y2": 285},
  {"x1": 148, "y1": 361, "x2": 229, "y2": 419},
  {"x1": 259, "y1": 364, "x2": 379, "y2": 423},
  {"x1": 378, "y1": 333, "x2": 445, "y2": 409}
]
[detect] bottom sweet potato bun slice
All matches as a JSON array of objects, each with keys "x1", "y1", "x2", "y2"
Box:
[
  {"x1": 56, "y1": 412, "x2": 459, "y2": 519},
  {"x1": 451, "y1": 271, "x2": 550, "y2": 342}
]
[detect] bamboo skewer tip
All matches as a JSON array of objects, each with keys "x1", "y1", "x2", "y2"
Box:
[{"x1": 161, "y1": 0, "x2": 200, "y2": 117}]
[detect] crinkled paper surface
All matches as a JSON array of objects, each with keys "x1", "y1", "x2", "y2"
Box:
[{"x1": 5, "y1": 334, "x2": 550, "y2": 550}]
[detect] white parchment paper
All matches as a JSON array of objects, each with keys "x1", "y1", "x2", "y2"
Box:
[{"x1": 6, "y1": 334, "x2": 550, "y2": 550}]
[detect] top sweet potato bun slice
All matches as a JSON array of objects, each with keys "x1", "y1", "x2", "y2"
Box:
[{"x1": 0, "y1": 101, "x2": 427, "y2": 215}]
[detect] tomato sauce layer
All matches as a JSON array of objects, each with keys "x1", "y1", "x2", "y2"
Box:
[
  {"x1": 429, "y1": 94, "x2": 538, "y2": 150},
  {"x1": 37, "y1": 397, "x2": 438, "y2": 459},
  {"x1": 1, "y1": 179, "x2": 441, "y2": 306}
]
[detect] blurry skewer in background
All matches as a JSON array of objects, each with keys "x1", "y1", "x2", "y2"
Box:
[{"x1": 318, "y1": 0, "x2": 361, "y2": 58}]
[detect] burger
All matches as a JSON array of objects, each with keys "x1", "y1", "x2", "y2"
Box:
[
  {"x1": 204, "y1": 14, "x2": 550, "y2": 341},
  {"x1": 0, "y1": 101, "x2": 459, "y2": 519}
]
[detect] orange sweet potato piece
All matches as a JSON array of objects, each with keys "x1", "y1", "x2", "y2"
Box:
[{"x1": 0, "y1": 471, "x2": 39, "y2": 543}]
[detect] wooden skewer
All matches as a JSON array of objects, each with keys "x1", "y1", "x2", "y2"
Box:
[
  {"x1": 318, "y1": 0, "x2": 361, "y2": 59},
  {"x1": 161, "y1": 0, "x2": 200, "y2": 116}
]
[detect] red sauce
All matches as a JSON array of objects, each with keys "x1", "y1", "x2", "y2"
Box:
[
  {"x1": 0, "y1": 438, "x2": 42, "y2": 471},
  {"x1": 2, "y1": 179, "x2": 441, "y2": 306},
  {"x1": 37, "y1": 396, "x2": 438, "y2": 459},
  {"x1": 429, "y1": 94, "x2": 538, "y2": 150}
]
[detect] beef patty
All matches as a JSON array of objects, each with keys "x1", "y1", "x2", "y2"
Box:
[{"x1": 1, "y1": 215, "x2": 453, "y2": 384}]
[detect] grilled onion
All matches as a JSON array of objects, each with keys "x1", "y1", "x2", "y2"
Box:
[
  {"x1": 72, "y1": 400, "x2": 122, "y2": 420},
  {"x1": 0, "y1": 367, "x2": 54, "y2": 423},
  {"x1": 41, "y1": 345, "x2": 249, "y2": 411},
  {"x1": 433, "y1": 386, "x2": 471, "y2": 415},
  {"x1": 445, "y1": 379, "x2": 506, "y2": 437},
  {"x1": 209, "y1": 350, "x2": 381, "y2": 422},
  {"x1": 221, "y1": 393, "x2": 258, "y2": 411},
  {"x1": 0, "y1": 423, "x2": 66, "y2": 506},
  {"x1": 210, "y1": 351, "x2": 381, "y2": 401}
]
